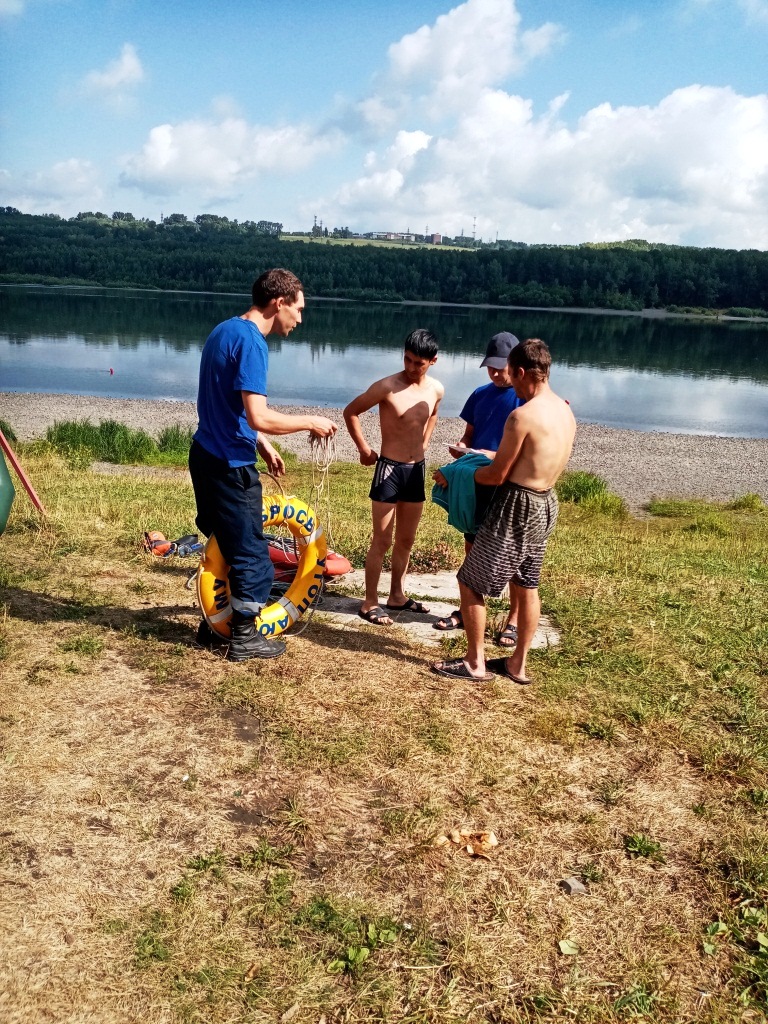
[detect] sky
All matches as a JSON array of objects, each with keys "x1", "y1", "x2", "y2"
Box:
[{"x1": 1, "y1": 0, "x2": 767, "y2": 249}]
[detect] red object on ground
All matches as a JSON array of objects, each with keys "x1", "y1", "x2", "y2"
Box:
[
  {"x1": 0, "y1": 430, "x2": 47, "y2": 515},
  {"x1": 143, "y1": 530, "x2": 173, "y2": 556},
  {"x1": 267, "y1": 535, "x2": 352, "y2": 577}
]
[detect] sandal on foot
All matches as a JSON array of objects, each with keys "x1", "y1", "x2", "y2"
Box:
[
  {"x1": 498, "y1": 624, "x2": 518, "y2": 647},
  {"x1": 386, "y1": 597, "x2": 430, "y2": 614},
  {"x1": 485, "y1": 657, "x2": 532, "y2": 685},
  {"x1": 432, "y1": 609, "x2": 464, "y2": 631},
  {"x1": 358, "y1": 606, "x2": 393, "y2": 626},
  {"x1": 431, "y1": 657, "x2": 493, "y2": 682}
]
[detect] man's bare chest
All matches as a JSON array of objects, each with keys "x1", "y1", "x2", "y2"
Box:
[{"x1": 382, "y1": 391, "x2": 434, "y2": 424}]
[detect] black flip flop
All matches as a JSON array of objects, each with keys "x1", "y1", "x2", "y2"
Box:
[
  {"x1": 358, "y1": 606, "x2": 392, "y2": 626},
  {"x1": 431, "y1": 658, "x2": 493, "y2": 682},
  {"x1": 485, "y1": 657, "x2": 532, "y2": 685},
  {"x1": 497, "y1": 624, "x2": 518, "y2": 647},
  {"x1": 432, "y1": 609, "x2": 464, "y2": 631},
  {"x1": 386, "y1": 598, "x2": 430, "y2": 614}
]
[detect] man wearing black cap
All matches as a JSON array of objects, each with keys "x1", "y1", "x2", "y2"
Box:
[
  {"x1": 432, "y1": 331, "x2": 524, "y2": 642},
  {"x1": 456, "y1": 332, "x2": 523, "y2": 456}
]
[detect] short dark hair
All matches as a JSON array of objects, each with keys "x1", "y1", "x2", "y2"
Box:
[
  {"x1": 404, "y1": 328, "x2": 438, "y2": 359},
  {"x1": 251, "y1": 268, "x2": 303, "y2": 308},
  {"x1": 508, "y1": 338, "x2": 551, "y2": 382}
]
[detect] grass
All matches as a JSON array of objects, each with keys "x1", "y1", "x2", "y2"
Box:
[
  {"x1": 1, "y1": 441, "x2": 767, "y2": 1021},
  {"x1": 0, "y1": 417, "x2": 18, "y2": 442},
  {"x1": 557, "y1": 470, "x2": 628, "y2": 518},
  {"x1": 44, "y1": 418, "x2": 195, "y2": 466}
]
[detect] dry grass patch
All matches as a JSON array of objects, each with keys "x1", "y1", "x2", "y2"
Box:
[{"x1": 0, "y1": 450, "x2": 767, "y2": 1022}]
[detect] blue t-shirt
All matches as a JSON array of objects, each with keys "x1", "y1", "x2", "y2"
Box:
[
  {"x1": 460, "y1": 382, "x2": 523, "y2": 451},
  {"x1": 193, "y1": 317, "x2": 268, "y2": 466}
]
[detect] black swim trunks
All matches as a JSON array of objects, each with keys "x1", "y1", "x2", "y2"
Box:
[
  {"x1": 457, "y1": 481, "x2": 558, "y2": 594},
  {"x1": 369, "y1": 456, "x2": 426, "y2": 504}
]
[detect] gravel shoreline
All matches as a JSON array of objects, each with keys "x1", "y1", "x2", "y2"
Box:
[{"x1": 2, "y1": 391, "x2": 766, "y2": 511}]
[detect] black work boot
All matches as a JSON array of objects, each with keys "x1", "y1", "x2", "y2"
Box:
[
  {"x1": 228, "y1": 612, "x2": 286, "y2": 661},
  {"x1": 194, "y1": 619, "x2": 226, "y2": 651}
]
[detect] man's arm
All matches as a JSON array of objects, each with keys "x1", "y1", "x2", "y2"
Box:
[
  {"x1": 256, "y1": 435, "x2": 286, "y2": 476},
  {"x1": 474, "y1": 410, "x2": 526, "y2": 486},
  {"x1": 456, "y1": 422, "x2": 474, "y2": 449},
  {"x1": 422, "y1": 385, "x2": 444, "y2": 449},
  {"x1": 243, "y1": 392, "x2": 336, "y2": 438},
  {"x1": 343, "y1": 379, "x2": 388, "y2": 467}
]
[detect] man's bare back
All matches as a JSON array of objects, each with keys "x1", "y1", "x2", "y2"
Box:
[
  {"x1": 506, "y1": 389, "x2": 576, "y2": 490},
  {"x1": 474, "y1": 372, "x2": 575, "y2": 494}
]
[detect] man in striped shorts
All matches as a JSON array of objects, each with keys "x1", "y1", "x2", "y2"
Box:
[{"x1": 432, "y1": 338, "x2": 576, "y2": 685}]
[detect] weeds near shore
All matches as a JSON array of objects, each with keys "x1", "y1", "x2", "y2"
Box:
[{"x1": 557, "y1": 469, "x2": 628, "y2": 518}]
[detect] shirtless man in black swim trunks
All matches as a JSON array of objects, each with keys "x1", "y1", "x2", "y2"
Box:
[
  {"x1": 432, "y1": 338, "x2": 576, "y2": 684},
  {"x1": 344, "y1": 329, "x2": 444, "y2": 626}
]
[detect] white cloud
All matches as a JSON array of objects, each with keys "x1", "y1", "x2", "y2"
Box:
[
  {"x1": 311, "y1": 0, "x2": 768, "y2": 248},
  {"x1": 387, "y1": 0, "x2": 561, "y2": 90},
  {"x1": 738, "y1": 0, "x2": 768, "y2": 22},
  {"x1": 685, "y1": 0, "x2": 768, "y2": 22},
  {"x1": 343, "y1": 0, "x2": 563, "y2": 138},
  {"x1": 120, "y1": 116, "x2": 338, "y2": 200},
  {"x1": 386, "y1": 0, "x2": 563, "y2": 114},
  {"x1": 80, "y1": 43, "x2": 144, "y2": 104},
  {"x1": 0, "y1": 158, "x2": 103, "y2": 214},
  {"x1": 0, "y1": 0, "x2": 25, "y2": 17},
  {"x1": 9, "y1": 0, "x2": 765, "y2": 247}
]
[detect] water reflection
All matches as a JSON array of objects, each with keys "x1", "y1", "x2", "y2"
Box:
[{"x1": 1, "y1": 286, "x2": 767, "y2": 437}]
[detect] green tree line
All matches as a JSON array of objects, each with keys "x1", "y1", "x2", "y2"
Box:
[{"x1": 1, "y1": 208, "x2": 766, "y2": 313}]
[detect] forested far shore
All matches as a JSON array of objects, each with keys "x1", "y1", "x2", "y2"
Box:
[{"x1": 1, "y1": 208, "x2": 767, "y2": 315}]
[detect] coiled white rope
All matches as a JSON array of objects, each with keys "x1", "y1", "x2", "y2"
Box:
[{"x1": 308, "y1": 432, "x2": 337, "y2": 549}]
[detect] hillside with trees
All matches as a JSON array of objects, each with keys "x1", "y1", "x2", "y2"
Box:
[{"x1": 1, "y1": 208, "x2": 766, "y2": 315}]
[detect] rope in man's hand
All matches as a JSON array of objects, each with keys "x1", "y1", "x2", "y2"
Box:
[{"x1": 308, "y1": 432, "x2": 337, "y2": 549}]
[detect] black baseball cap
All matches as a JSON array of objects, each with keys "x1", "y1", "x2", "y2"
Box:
[{"x1": 480, "y1": 331, "x2": 520, "y2": 369}]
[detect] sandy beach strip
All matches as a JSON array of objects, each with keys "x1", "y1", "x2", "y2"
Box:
[{"x1": 2, "y1": 391, "x2": 766, "y2": 511}]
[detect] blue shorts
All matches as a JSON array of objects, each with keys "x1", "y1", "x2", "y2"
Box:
[{"x1": 369, "y1": 456, "x2": 426, "y2": 504}]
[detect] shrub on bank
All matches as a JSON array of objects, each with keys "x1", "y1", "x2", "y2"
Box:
[
  {"x1": 44, "y1": 418, "x2": 296, "y2": 471},
  {"x1": 0, "y1": 418, "x2": 17, "y2": 442},
  {"x1": 727, "y1": 306, "x2": 768, "y2": 319}
]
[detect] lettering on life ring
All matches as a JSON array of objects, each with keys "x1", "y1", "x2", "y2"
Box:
[{"x1": 196, "y1": 495, "x2": 327, "y2": 639}]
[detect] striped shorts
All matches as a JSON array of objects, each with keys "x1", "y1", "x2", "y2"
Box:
[{"x1": 457, "y1": 482, "x2": 559, "y2": 594}]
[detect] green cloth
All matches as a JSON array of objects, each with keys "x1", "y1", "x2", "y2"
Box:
[{"x1": 431, "y1": 452, "x2": 492, "y2": 534}]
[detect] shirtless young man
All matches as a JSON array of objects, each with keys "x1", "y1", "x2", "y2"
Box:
[
  {"x1": 344, "y1": 329, "x2": 444, "y2": 626},
  {"x1": 432, "y1": 338, "x2": 576, "y2": 684},
  {"x1": 432, "y1": 331, "x2": 524, "y2": 643}
]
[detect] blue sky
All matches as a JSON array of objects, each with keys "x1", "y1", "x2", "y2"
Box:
[{"x1": 1, "y1": 0, "x2": 767, "y2": 247}]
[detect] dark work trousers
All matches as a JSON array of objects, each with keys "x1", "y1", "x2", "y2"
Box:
[{"x1": 188, "y1": 440, "x2": 274, "y2": 615}]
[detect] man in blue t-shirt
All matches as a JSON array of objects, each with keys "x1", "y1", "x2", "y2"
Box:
[
  {"x1": 433, "y1": 332, "x2": 524, "y2": 643},
  {"x1": 189, "y1": 268, "x2": 337, "y2": 662}
]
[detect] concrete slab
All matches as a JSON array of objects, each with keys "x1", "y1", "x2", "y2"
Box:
[
  {"x1": 339, "y1": 569, "x2": 460, "y2": 602},
  {"x1": 313, "y1": 571, "x2": 560, "y2": 650}
]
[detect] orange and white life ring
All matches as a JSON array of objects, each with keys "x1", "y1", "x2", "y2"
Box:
[{"x1": 196, "y1": 494, "x2": 327, "y2": 639}]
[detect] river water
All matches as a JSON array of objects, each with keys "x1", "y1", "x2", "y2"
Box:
[{"x1": 1, "y1": 286, "x2": 767, "y2": 437}]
